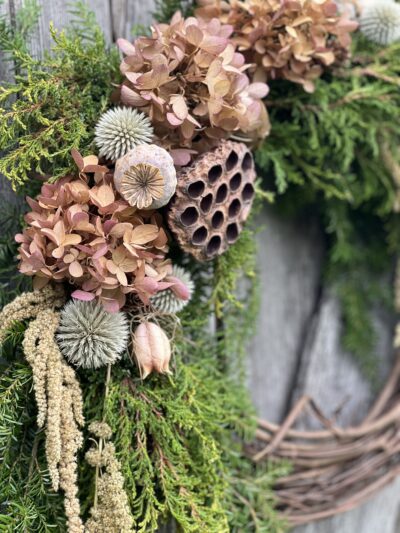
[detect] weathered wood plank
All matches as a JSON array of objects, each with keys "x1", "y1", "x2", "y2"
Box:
[
  {"x1": 248, "y1": 206, "x2": 324, "y2": 423},
  {"x1": 249, "y1": 205, "x2": 400, "y2": 532},
  {"x1": 110, "y1": 0, "x2": 157, "y2": 40}
]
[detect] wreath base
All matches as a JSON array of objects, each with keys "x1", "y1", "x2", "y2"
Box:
[{"x1": 250, "y1": 354, "x2": 400, "y2": 526}]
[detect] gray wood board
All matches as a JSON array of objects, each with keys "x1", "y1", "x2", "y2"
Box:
[{"x1": 1, "y1": 1, "x2": 400, "y2": 532}]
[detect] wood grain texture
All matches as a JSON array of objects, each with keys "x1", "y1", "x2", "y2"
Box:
[
  {"x1": 110, "y1": 0, "x2": 156, "y2": 40},
  {"x1": 249, "y1": 206, "x2": 400, "y2": 533},
  {"x1": 1, "y1": 1, "x2": 400, "y2": 532},
  {"x1": 248, "y1": 207, "x2": 324, "y2": 423}
]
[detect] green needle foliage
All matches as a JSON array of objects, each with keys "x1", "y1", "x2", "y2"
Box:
[
  {"x1": 0, "y1": 359, "x2": 66, "y2": 531},
  {"x1": 80, "y1": 249, "x2": 288, "y2": 532},
  {"x1": 257, "y1": 35, "x2": 400, "y2": 375},
  {"x1": 0, "y1": 1, "x2": 120, "y2": 189}
]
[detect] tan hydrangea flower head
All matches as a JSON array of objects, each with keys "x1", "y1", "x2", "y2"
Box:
[
  {"x1": 117, "y1": 11, "x2": 270, "y2": 165},
  {"x1": 15, "y1": 151, "x2": 172, "y2": 312},
  {"x1": 196, "y1": 0, "x2": 358, "y2": 93}
]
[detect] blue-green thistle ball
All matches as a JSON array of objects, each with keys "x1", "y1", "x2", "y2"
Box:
[
  {"x1": 57, "y1": 300, "x2": 129, "y2": 369},
  {"x1": 360, "y1": 1, "x2": 400, "y2": 46},
  {"x1": 94, "y1": 106, "x2": 154, "y2": 162}
]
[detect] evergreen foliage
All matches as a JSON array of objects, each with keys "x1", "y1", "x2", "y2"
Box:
[
  {"x1": 0, "y1": 358, "x2": 66, "y2": 531},
  {"x1": 154, "y1": 0, "x2": 194, "y2": 22},
  {"x1": 257, "y1": 36, "x2": 400, "y2": 374},
  {"x1": 79, "y1": 247, "x2": 288, "y2": 532},
  {"x1": 0, "y1": 1, "x2": 120, "y2": 189}
]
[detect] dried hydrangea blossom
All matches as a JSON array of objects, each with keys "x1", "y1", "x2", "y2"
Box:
[
  {"x1": 150, "y1": 265, "x2": 194, "y2": 314},
  {"x1": 196, "y1": 0, "x2": 358, "y2": 93},
  {"x1": 16, "y1": 153, "x2": 172, "y2": 312},
  {"x1": 117, "y1": 11, "x2": 270, "y2": 164}
]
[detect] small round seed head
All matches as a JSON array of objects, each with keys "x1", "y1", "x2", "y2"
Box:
[
  {"x1": 57, "y1": 300, "x2": 129, "y2": 369},
  {"x1": 114, "y1": 144, "x2": 177, "y2": 210},
  {"x1": 360, "y1": 1, "x2": 400, "y2": 46},
  {"x1": 150, "y1": 265, "x2": 194, "y2": 314},
  {"x1": 95, "y1": 107, "x2": 154, "y2": 162}
]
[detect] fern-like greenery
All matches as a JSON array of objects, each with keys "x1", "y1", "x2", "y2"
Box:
[
  {"x1": 257, "y1": 35, "x2": 400, "y2": 375},
  {"x1": 0, "y1": 1, "x2": 120, "y2": 189},
  {"x1": 0, "y1": 359, "x2": 66, "y2": 531},
  {"x1": 79, "y1": 247, "x2": 288, "y2": 532}
]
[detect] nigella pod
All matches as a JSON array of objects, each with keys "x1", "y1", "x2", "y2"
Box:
[{"x1": 132, "y1": 321, "x2": 171, "y2": 379}]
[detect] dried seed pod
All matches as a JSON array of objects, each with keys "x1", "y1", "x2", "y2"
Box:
[
  {"x1": 114, "y1": 144, "x2": 177, "y2": 210},
  {"x1": 132, "y1": 321, "x2": 171, "y2": 379},
  {"x1": 167, "y1": 140, "x2": 256, "y2": 261}
]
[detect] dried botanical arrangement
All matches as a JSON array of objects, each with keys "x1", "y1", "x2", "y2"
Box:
[
  {"x1": 1, "y1": 0, "x2": 400, "y2": 532},
  {"x1": 196, "y1": 0, "x2": 358, "y2": 92}
]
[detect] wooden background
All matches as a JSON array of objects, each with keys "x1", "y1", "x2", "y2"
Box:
[{"x1": 1, "y1": 0, "x2": 400, "y2": 531}]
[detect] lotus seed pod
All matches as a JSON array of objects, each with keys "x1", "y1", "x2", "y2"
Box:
[
  {"x1": 167, "y1": 140, "x2": 256, "y2": 262},
  {"x1": 360, "y1": 0, "x2": 400, "y2": 46},
  {"x1": 132, "y1": 321, "x2": 171, "y2": 379},
  {"x1": 114, "y1": 144, "x2": 177, "y2": 210}
]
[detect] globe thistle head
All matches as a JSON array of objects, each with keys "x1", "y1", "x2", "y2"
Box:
[
  {"x1": 57, "y1": 300, "x2": 129, "y2": 369},
  {"x1": 360, "y1": 0, "x2": 400, "y2": 46},
  {"x1": 150, "y1": 265, "x2": 194, "y2": 314},
  {"x1": 94, "y1": 107, "x2": 154, "y2": 162}
]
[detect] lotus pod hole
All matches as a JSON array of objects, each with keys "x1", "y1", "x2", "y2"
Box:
[
  {"x1": 207, "y1": 235, "x2": 222, "y2": 256},
  {"x1": 242, "y1": 183, "x2": 255, "y2": 202},
  {"x1": 167, "y1": 140, "x2": 257, "y2": 261},
  {"x1": 188, "y1": 181, "x2": 206, "y2": 198},
  {"x1": 230, "y1": 173, "x2": 242, "y2": 191},
  {"x1": 201, "y1": 193, "x2": 213, "y2": 213},
  {"x1": 216, "y1": 184, "x2": 228, "y2": 204},
  {"x1": 242, "y1": 152, "x2": 253, "y2": 171},
  {"x1": 227, "y1": 223, "x2": 239, "y2": 243},
  {"x1": 226, "y1": 150, "x2": 239, "y2": 171},
  {"x1": 208, "y1": 165, "x2": 223, "y2": 183},
  {"x1": 192, "y1": 226, "x2": 208, "y2": 245},
  {"x1": 212, "y1": 211, "x2": 224, "y2": 229},
  {"x1": 229, "y1": 199, "x2": 242, "y2": 218},
  {"x1": 181, "y1": 207, "x2": 199, "y2": 226}
]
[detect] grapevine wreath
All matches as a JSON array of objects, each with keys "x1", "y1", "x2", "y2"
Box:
[{"x1": 1, "y1": 0, "x2": 400, "y2": 531}]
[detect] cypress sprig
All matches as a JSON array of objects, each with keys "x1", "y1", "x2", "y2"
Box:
[{"x1": 0, "y1": 1, "x2": 120, "y2": 189}]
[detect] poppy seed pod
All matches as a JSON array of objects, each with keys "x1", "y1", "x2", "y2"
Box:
[
  {"x1": 114, "y1": 144, "x2": 177, "y2": 210},
  {"x1": 132, "y1": 321, "x2": 172, "y2": 379}
]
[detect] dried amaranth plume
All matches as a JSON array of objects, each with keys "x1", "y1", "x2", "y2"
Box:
[
  {"x1": 57, "y1": 300, "x2": 129, "y2": 369},
  {"x1": 95, "y1": 107, "x2": 154, "y2": 162}
]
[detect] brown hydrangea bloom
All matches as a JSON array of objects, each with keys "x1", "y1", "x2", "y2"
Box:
[
  {"x1": 16, "y1": 152, "x2": 173, "y2": 312},
  {"x1": 117, "y1": 11, "x2": 270, "y2": 165},
  {"x1": 196, "y1": 0, "x2": 358, "y2": 93}
]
